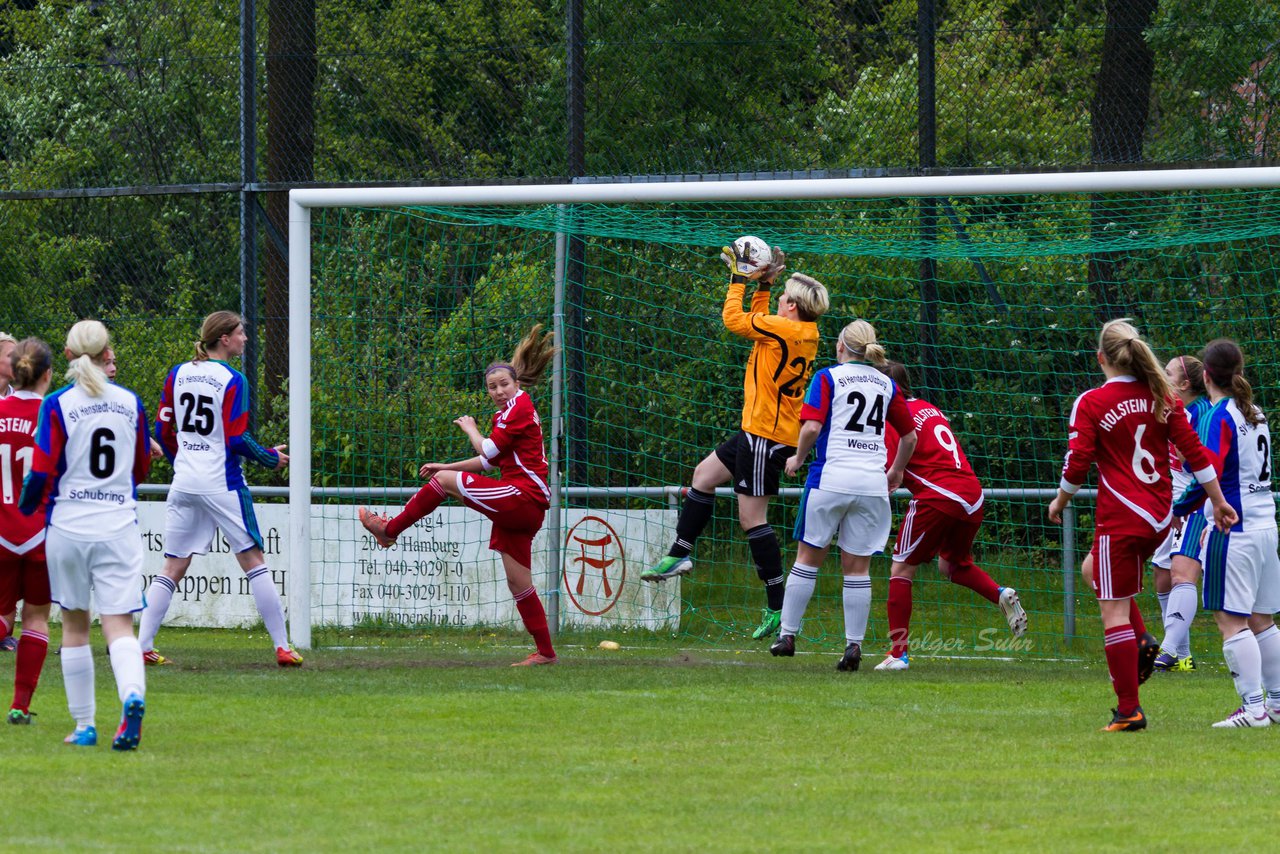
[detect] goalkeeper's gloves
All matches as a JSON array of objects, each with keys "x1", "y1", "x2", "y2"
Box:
[
  {"x1": 720, "y1": 244, "x2": 764, "y2": 284},
  {"x1": 757, "y1": 248, "x2": 786, "y2": 288}
]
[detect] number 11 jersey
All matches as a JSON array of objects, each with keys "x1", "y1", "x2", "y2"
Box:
[{"x1": 157, "y1": 360, "x2": 277, "y2": 494}]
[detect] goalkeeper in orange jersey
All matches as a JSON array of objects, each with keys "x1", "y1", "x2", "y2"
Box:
[{"x1": 641, "y1": 241, "x2": 830, "y2": 640}]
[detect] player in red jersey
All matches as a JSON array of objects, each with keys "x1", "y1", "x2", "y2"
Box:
[
  {"x1": 1048, "y1": 319, "x2": 1236, "y2": 732},
  {"x1": 359, "y1": 326, "x2": 559, "y2": 666},
  {"x1": 0, "y1": 339, "x2": 53, "y2": 723},
  {"x1": 0, "y1": 330, "x2": 16, "y2": 652},
  {"x1": 871, "y1": 362, "x2": 1027, "y2": 671}
]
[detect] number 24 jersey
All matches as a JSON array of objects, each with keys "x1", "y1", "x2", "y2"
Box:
[{"x1": 799, "y1": 362, "x2": 913, "y2": 496}]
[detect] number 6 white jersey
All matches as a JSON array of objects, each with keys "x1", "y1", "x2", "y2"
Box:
[
  {"x1": 156, "y1": 359, "x2": 279, "y2": 495},
  {"x1": 20, "y1": 382, "x2": 152, "y2": 538},
  {"x1": 799, "y1": 362, "x2": 914, "y2": 496}
]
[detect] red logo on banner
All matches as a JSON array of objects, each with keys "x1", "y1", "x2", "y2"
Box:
[{"x1": 563, "y1": 515, "x2": 625, "y2": 616}]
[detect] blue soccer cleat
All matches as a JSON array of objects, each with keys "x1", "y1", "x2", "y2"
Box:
[
  {"x1": 111, "y1": 693, "x2": 145, "y2": 751},
  {"x1": 64, "y1": 725, "x2": 98, "y2": 747}
]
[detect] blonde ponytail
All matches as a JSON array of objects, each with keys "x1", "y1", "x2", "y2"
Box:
[
  {"x1": 1098, "y1": 318, "x2": 1173, "y2": 422},
  {"x1": 839, "y1": 320, "x2": 887, "y2": 366},
  {"x1": 64, "y1": 320, "x2": 111, "y2": 397}
]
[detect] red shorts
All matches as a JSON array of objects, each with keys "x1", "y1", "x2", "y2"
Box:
[
  {"x1": 0, "y1": 544, "x2": 51, "y2": 613},
  {"x1": 892, "y1": 500, "x2": 982, "y2": 567},
  {"x1": 1090, "y1": 531, "x2": 1165, "y2": 600},
  {"x1": 456, "y1": 473, "x2": 546, "y2": 568}
]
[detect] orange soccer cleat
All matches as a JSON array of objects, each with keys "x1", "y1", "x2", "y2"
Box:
[
  {"x1": 511, "y1": 652, "x2": 557, "y2": 667},
  {"x1": 358, "y1": 508, "x2": 397, "y2": 548}
]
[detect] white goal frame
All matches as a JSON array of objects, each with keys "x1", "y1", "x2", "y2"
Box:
[{"x1": 287, "y1": 165, "x2": 1280, "y2": 648}]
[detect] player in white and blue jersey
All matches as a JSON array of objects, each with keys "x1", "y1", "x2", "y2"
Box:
[
  {"x1": 19, "y1": 320, "x2": 150, "y2": 749},
  {"x1": 769, "y1": 320, "x2": 916, "y2": 671},
  {"x1": 138, "y1": 311, "x2": 300, "y2": 667},
  {"x1": 1172, "y1": 340, "x2": 1280, "y2": 728},
  {"x1": 1152, "y1": 355, "x2": 1214, "y2": 671}
]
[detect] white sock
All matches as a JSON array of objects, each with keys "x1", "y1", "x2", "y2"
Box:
[
  {"x1": 1223, "y1": 628, "x2": 1265, "y2": 712},
  {"x1": 779, "y1": 564, "x2": 818, "y2": 636},
  {"x1": 61, "y1": 645, "x2": 96, "y2": 730},
  {"x1": 842, "y1": 575, "x2": 873, "y2": 645},
  {"x1": 139, "y1": 575, "x2": 177, "y2": 652},
  {"x1": 1253, "y1": 624, "x2": 1280, "y2": 708},
  {"x1": 1159, "y1": 582, "x2": 1197, "y2": 659},
  {"x1": 1157, "y1": 591, "x2": 1170, "y2": 623},
  {"x1": 247, "y1": 565, "x2": 289, "y2": 649},
  {"x1": 108, "y1": 635, "x2": 146, "y2": 703}
]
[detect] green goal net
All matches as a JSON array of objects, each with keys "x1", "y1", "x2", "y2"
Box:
[{"x1": 304, "y1": 184, "x2": 1280, "y2": 660}]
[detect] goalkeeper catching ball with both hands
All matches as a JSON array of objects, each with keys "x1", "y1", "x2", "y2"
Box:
[{"x1": 641, "y1": 238, "x2": 830, "y2": 641}]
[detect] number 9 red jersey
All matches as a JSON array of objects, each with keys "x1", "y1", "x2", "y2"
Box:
[
  {"x1": 1060, "y1": 376, "x2": 1215, "y2": 537},
  {"x1": 884, "y1": 397, "x2": 984, "y2": 520}
]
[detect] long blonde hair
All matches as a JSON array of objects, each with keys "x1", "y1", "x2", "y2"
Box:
[
  {"x1": 485, "y1": 324, "x2": 558, "y2": 388},
  {"x1": 839, "y1": 320, "x2": 887, "y2": 366},
  {"x1": 195, "y1": 311, "x2": 243, "y2": 361},
  {"x1": 1098, "y1": 318, "x2": 1173, "y2": 422},
  {"x1": 65, "y1": 320, "x2": 111, "y2": 397}
]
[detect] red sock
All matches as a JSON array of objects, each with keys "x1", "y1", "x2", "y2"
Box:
[
  {"x1": 1128, "y1": 598, "x2": 1148, "y2": 637},
  {"x1": 948, "y1": 561, "x2": 1001, "y2": 604},
  {"x1": 12, "y1": 629, "x2": 49, "y2": 713},
  {"x1": 513, "y1": 587, "x2": 556, "y2": 658},
  {"x1": 386, "y1": 480, "x2": 447, "y2": 539},
  {"x1": 887, "y1": 577, "x2": 913, "y2": 658},
  {"x1": 0, "y1": 614, "x2": 11, "y2": 639},
  {"x1": 1103, "y1": 625, "x2": 1140, "y2": 715}
]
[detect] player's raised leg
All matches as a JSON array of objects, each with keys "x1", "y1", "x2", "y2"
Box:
[{"x1": 642, "y1": 452, "x2": 728, "y2": 582}]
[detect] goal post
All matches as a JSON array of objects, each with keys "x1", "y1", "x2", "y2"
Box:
[{"x1": 287, "y1": 166, "x2": 1280, "y2": 653}]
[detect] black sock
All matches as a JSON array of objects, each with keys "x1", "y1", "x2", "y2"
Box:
[
  {"x1": 669, "y1": 488, "x2": 715, "y2": 559},
  {"x1": 747, "y1": 524, "x2": 785, "y2": 610}
]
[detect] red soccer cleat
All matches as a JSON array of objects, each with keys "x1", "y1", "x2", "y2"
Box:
[
  {"x1": 276, "y1": 647, "x2": 304, "y2": 667},
  {"x1": 142, "y1": 649, "x2": 174, "y2": 666},
  {"x1": 358, "y1": 508, "x2": 397, "y2": 548},
  {"x1": 511, "y1": 652, "x2": 557, "y2": 667}
]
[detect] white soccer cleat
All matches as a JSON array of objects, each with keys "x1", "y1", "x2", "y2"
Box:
[
  {"x1": 999, "y1": 587, "x2": 1028, "y2": 638},
  {"x1": 1212, "y1": 707, "x2": 1271, "y2": 729},
  {"x1": 1267, "y1": 706, "x2": 1280, "y2": 725},
  {"x1": 874, "y1": 654, "x2": 909, "y2": 672}
]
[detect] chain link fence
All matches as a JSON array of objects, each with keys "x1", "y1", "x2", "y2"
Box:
[{"x1": 0, "y1": 0, "x2": 1277, "y2": 400}]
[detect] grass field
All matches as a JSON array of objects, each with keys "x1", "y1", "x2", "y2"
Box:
[{"x1": 3, "y1": 626, "x2": 1273, "y2": 852}]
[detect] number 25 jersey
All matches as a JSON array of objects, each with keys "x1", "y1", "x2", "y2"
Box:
[
  {"x1": 156, "y1": 360, "x2": 278, "y2": 495},
  {"x1": 1060, "y1": 375, "x2": 1215, "y2": 537}
]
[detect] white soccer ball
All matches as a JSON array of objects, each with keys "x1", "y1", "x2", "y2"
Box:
[{"x1": 732, "y1": 235, "x2": 773, "y2": 274}]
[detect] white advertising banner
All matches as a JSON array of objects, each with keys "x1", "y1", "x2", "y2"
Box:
[{"x1": 132, "y1": 502, "x2": 679, "y2": 631}]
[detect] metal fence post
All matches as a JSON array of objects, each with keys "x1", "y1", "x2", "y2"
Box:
[
  {"x1": 546, "y1": 221, "x2": 568, "y2": 636},
  {"x1": 1062, "y1": 502, "x2": 1076, "y2": 641}
]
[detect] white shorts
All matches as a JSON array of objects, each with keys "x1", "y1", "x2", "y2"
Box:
[
  {"x1": 164, "y1": 488, "x2": 262, "y2": 558},
  {"x1": 1151, "y1": 525, "x2": 1178, "y2": 570},
  {"x1": 793, "y1": 487, "x2": 890, "y2": 557},
  {"x1": 45, "y1": 526, "x2": 145, "y2": 614},
  {"x1": 1200, "y1": 526, "x2": 1280, "y2": 616}
]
